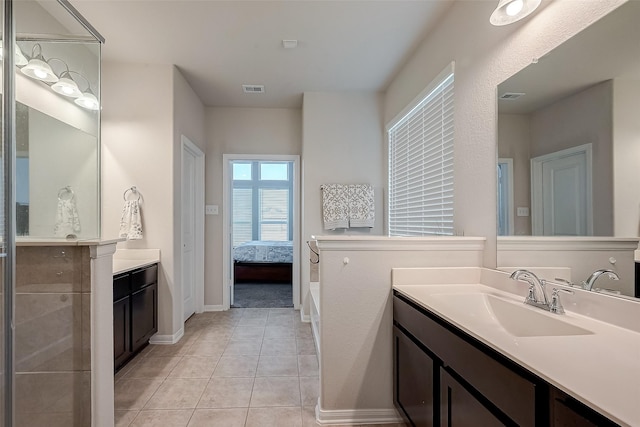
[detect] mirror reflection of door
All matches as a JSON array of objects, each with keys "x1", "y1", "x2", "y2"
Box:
[
  {"x1": 497, "y1": 158, "x2": 514, "y2": 236},
  {"x1": 531, "y1": 144, "x2": 593, "y2": 236}
]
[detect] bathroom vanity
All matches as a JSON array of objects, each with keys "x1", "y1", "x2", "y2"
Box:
[{"x1": 392, "y1": 267, "x2": 639, "y2": 427}]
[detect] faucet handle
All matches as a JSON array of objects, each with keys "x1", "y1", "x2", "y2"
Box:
[{"x1": 549, "y1": 288, "x2": 573, "y2": 315}]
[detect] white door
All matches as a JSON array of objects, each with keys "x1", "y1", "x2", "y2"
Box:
[
  {"x1": 182, "y1": 147, "x2": 196, "y2": 320},
  {"x1": 531, "y1": 144, "x2": 592, "y2": 236}
]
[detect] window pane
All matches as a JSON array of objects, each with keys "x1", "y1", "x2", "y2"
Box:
[
  {"x1": 260, "y1": 188, "x2": 289, "y2": 240},
  {"x1": 233, "y1": 188, "x2": 253, "y2": 245},
  {"x1": 260, "y1": 162, "x2": 288, "y2": 180},
  {"x1": 233, "y1": 162, "x2": 252, "y2": 181}
]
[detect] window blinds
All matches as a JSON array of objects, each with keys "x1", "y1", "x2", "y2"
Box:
[{"x1": 388, "y1": 72, "x2": 454, "y2": 236}]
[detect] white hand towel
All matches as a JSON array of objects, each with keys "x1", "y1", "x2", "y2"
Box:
[
  {"x1": 348, "y1": 184, "x2": 375, "y2": 228},
  {"x1": 119, "y1": 200, "x2": 143, "y2": 240},
  {"x1": 321, "y1": 184, "x2": 349, "y2": 230},
  {"x1": 54, "y1": 198, "x2": 81, "y2": 237}
]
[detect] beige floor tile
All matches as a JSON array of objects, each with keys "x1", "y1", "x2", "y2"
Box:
[
  {"x1": 298, "y1": 355, "x2": 319, "y2": 376},
  {"x1": 146, "y1": 338, "x2": 196, "y2": 358},
  {"x1": 197, "y1": 377, "x2": 254, "y2": 408},
  {"x1": 296, "y1": 338, "x2": 317, "y2": 355},
  {"x1": 250, "y1": 377, "x2": 301, "y2": 407},
  {"x1": 257, "y1": 355, "x2": 299, "y2": 377},
  {"x1": 241, "y1": 308, "x2": 270, "y2": 319},
  {"x1": 115, "y1": 410, "x2": 138, "y2": 427},
  {"x1": 114, "y1": 378, "x2": 164, "y2": 410},
  {"x1": 245, "y1": 407, "x2": 302, "y2": 427},
  {"x1": 169, "y1": 356, "x2": 219, "y2": 379},
  {"x1": 261, "y1": 338, "x2": 297, "y2": 356},
  {"x1": 264, "y1": 325, "x2": 296, "y2": 339},
  {"x1": 232, "y1": 326, "x2": 265, "y2": 340},
  {"x1": 296, "y1": 325, "x2": 314, "y2": 340},
  {"x1": 223, "y1": 338, "x2": 262, "y2": 356},
  {"x1": 186, "y1": 340, "x2": 228, "y2": 357},
  {"x1": 299, "y1": 377, "x2": 319, "y2": 406},
  {"x1": 237, "y1": 316, "x2": 268, "y2": 327},
  {"x1": 187, "y1": 408, "x2": 247, "y2": 427},
  {"x1": 124, "y1": 356, "x2": 182, "y2": 379},
  {"x1": 115, "y1": 358, "x2": 139, "y2": 383},
  {"x1": 144, "y1": 378, "x2": 208, "y2": 409},
  {"x1": 213, "y1": 355, "x2": 259, "y2": 377},
  {"x1": 197, "y1": 328, "x2": 234, "y2": 342},
  {"x1": 302, "y1": 406, "x2": 320, "y2": 427},
  {"x1": 129, "y1": 409, "x2": 194, "y2": 427},
  {"x1": 266, "y1": 315, "x2": 294, "y2": 327}
]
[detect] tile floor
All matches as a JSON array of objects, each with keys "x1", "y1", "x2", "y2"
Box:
[{"x1": 115, "y1": 308, "x2": 407, "y2": 427}]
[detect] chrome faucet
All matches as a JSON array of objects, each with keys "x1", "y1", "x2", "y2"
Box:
[
  {"x1": 509, "y1": 269, "x2": 549, "y2": 310},
  {"x1": 582, "y1": 269, "x2": 620, "y2": 291}
]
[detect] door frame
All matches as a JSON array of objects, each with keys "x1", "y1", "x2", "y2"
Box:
[
  {"x1": 222, "y1": 154, "x2": 301, "y2": 310},
  {"x1": 497, "y1": 158, "x2": 514, "y2": 236},
  {"x1": 181, "y1": 135, "x2": 205, "y2": 319},
  {"x1": 531, "y1": 143, "x2": 593, "y2": 235}
]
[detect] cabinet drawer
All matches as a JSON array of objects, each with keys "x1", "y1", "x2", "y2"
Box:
[
  {"x1": 113, "y1": 274, "x2": 130, "y2": 301},
  {"x1": 131, "y1": 264, "x2": 158, "y2": 291},
  {"x1": 394, "y1": 294, "x2": 538, "y2": 427}
]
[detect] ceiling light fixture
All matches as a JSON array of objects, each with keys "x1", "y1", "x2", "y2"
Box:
[
  {"x1": 490, "y1": 0, "x2": 541, "y2": 26},
  {"x1": 20, "y1": 43, "x2": 58, "y2": 82},
  {"x1": 282, "y1": 39, "x2": 298, "y2": 49}
]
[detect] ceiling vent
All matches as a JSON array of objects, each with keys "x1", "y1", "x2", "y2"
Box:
[
  {"x1": 499, "y1": 92, "x2": 525, "y2": 100},
  {"x1": 242, "y1": 84, "x2": 265, "y2": 94}
]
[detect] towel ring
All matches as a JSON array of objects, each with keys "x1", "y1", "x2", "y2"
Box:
[
  {"x1": 57, "y1": 186, "x2": 75, "y2": 201},
  {"x1": 123, "y1": 186, "x2": 142, "y2": 202}
]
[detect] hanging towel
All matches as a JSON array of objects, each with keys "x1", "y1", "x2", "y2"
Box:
[
  {"x1": 321, "y1": 184, "x2": 349, "y2": 230},
  {"x1": 119, "y1": 200, "x2": 143, "y2": 240},
  {"x1": 348, "y1": 184, "x2": 375, "y2": 228},
  {"x1": 54, "y1": 198, "x2": 81, "y2": 237}
]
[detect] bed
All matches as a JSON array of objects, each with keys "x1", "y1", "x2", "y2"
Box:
[{"x1": 233, "y1": 240, "x2": 293, "y2": 284}]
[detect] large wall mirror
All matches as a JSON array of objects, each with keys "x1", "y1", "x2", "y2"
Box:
[{"x1": 496, "y1": 1, "x2": 639, "y2": 297}]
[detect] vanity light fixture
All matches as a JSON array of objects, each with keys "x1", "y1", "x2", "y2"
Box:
[
  {"x1": 490, "y1": 0, "x2": 542, "y2": 26},
  {"x1": 75, "y1": 89, "x2": 99, "y2": 111},
  {"x1": 50, "y1": 63, "x2": 83, "y2": 98},
  {"x1": 0, "y1": 41, "x2": 28, "y2": 66},
  {"x1": 20, "y1": 43, "x2": 59, "y2": 83}
]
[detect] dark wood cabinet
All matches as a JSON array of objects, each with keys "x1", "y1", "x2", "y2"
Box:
[
  {"x1": 114, "y1": 264, "x2": 158, "y2": 372},
  {"x1": 393, "y1": 291, "x2": 619, "y2": 427}
]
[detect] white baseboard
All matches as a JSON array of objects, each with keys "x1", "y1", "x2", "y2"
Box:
[
  {"x1": 149, "y1": 327, "x2": 184, "y2": 345},
  {"x1": 316, "y1": 406, "x2": 403, "y2": 425},
  {"x1": 204, "y1": 305, "x2": 225, "y2": 312},
  {"x1": 300, "y1": 307, "x2": 310, "y2": 323}
]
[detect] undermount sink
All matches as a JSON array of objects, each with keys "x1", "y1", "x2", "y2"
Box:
[{"x1": 428, "y1": 292, "x2": 594, "y2": 337}]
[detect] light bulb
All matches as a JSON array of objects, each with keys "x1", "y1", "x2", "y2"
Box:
[
  {"x1": 506, "y1": 0, "x2": 524, "y2": 16},
  {"x1": 62, "y1": 86, "x2": 74, "y2": 95},
  {"x1": 34, "y1": 68, "x2": 48, "y2": 79}
]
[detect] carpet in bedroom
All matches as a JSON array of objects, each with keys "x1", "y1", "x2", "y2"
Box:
[{"x1": 232, "y1": 283, "x2": 293, "y2": 308}]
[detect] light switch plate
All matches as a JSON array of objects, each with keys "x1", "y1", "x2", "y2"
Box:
[
  {"x1": 206, "y1": 205, "x2": 219, "y2": 215},
  {"x1": 516, "y1": 207, "x2": 530, "y2": 217}
]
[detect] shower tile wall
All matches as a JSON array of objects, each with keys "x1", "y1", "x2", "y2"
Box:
[{"x1": 15, "y1": 246, "x2": 91, "y2": 426}]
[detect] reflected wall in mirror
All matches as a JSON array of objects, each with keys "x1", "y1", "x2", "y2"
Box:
[
  {"x1": 496, "y1": 1, "x2": 640, "y2": 298},
  {"x1": 497, "y1": 1, "x2": 640, "y2": 238}
]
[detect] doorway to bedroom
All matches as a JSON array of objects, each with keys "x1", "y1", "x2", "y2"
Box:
[{"x1": 222, "y1": 155, "x2": 300, "y2": 309}]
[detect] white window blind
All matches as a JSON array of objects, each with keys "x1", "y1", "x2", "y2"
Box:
[{"x1": 388, "y1": 71, "x2": 454, "y2": 236}]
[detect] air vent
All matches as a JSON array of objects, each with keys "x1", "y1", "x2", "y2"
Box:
[
  {"x1": 500, "y1": 92, "x2": 525, "y2": 100},
  {"x1": 242, "y1": 85, "x2": 265, "y2": 94}
]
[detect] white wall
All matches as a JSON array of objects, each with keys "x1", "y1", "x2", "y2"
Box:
[
  {"x1": 301, "y1": 92, "x2": 384, "y2": 316},
  {"x1": 383, "y1": 0, "x2": 627, "y2": 267},
  {"x1": 613, "y1": 78, "x2": 640, "y2": 237},
  {"x1": 102, "y1": 63, "x2": 205, "y2": 337},
  {"x1": 204, "y1": 107, "x2": 301, "y2": 307}
]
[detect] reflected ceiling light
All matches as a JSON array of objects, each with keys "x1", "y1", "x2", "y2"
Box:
[
  {"x1": 490, "y1": 0, "x2": 542, "y2": 26},
  {"x1": 20, "y1": 44, "x2": 58, "y2": 82},
  {"x1": 51, "y1": 64, "x2": 82, "y2": 98},
  {"x1": 75, "y1": 89, "x2": 99, "y2": 111},
  {"x1": 0, "y1": 41, "x2": 28, "y2": 66}
]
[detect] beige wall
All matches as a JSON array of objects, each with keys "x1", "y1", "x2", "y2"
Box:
[
  {"x1": 102, "y1": 63, "x2": 205, "y2": 337},
  {"x1": 384, "y1": 0, "x2": 626, "y2": 267},
  {"x1": 204, "y1": 107, "x2": 302, "y2": 307},
  {"x1": 301, "y1": 92, "x2": 384, "y2": 316},
  {"x1": 613, "y1": 78, "x2": 640, "y2": 237}
]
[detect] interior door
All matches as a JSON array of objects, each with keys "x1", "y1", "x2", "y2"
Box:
[
  {"x1": 531, "y1": 145, "x2": 592, "y2": 236},
  {"x1": 182, "y1": 147, "x2": 196, "y2": 320}
]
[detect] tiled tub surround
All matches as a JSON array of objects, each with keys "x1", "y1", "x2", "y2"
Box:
[
  {"x1": 392, "y1": 267, "x2": 640, "y2": 427},
  {"x1": 15, "y1": 240, "x2": 118, "y2": 427}
]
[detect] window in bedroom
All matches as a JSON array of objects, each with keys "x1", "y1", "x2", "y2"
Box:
[
  {"x1": 232, "y1": 161, "x2": 293, "y2": 246},
  {"x1": 387, "y1": 64, "x2": 454, "y2": 236}
]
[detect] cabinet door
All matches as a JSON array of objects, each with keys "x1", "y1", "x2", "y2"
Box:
[
  {"x1": 393, "y1": 326, "x2": 435, "y2": 427},
  {"x1": 114, "y1": 296, "x2": 131, "y2": 371},
  {"x1": 131, "y1": 283, "x2": 158, "y2": 353},
  {"x1": 440, "y1": 369, "x2": 504, "y2": 427}
]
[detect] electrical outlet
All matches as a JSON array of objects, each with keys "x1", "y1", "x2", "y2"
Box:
[
  {"x1": 205, "y1": 205, "x2": 219, "y2": 215},
  {"x1": 516, "y1": 207, "x2": 530, "y2": 217}
]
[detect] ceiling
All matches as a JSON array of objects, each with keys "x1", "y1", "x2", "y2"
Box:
[
  {"x1": 72, "y1": 0, "x2": 455, "y2": 108},
  {"x1": 498, "y1": 1, "x2": 640, "y2": 114}
]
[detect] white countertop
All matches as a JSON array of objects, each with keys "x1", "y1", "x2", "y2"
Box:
[
  {"x1": 113, "y1": 249, "x2": 160, "y2": 275},
  {"x1": 393, "y1": 280, "x2": 640, "y2": 427}
]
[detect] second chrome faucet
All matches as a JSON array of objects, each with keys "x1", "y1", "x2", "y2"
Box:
[{"x1": 509, "y1": 269, "x2": 573, "y2": 314}]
